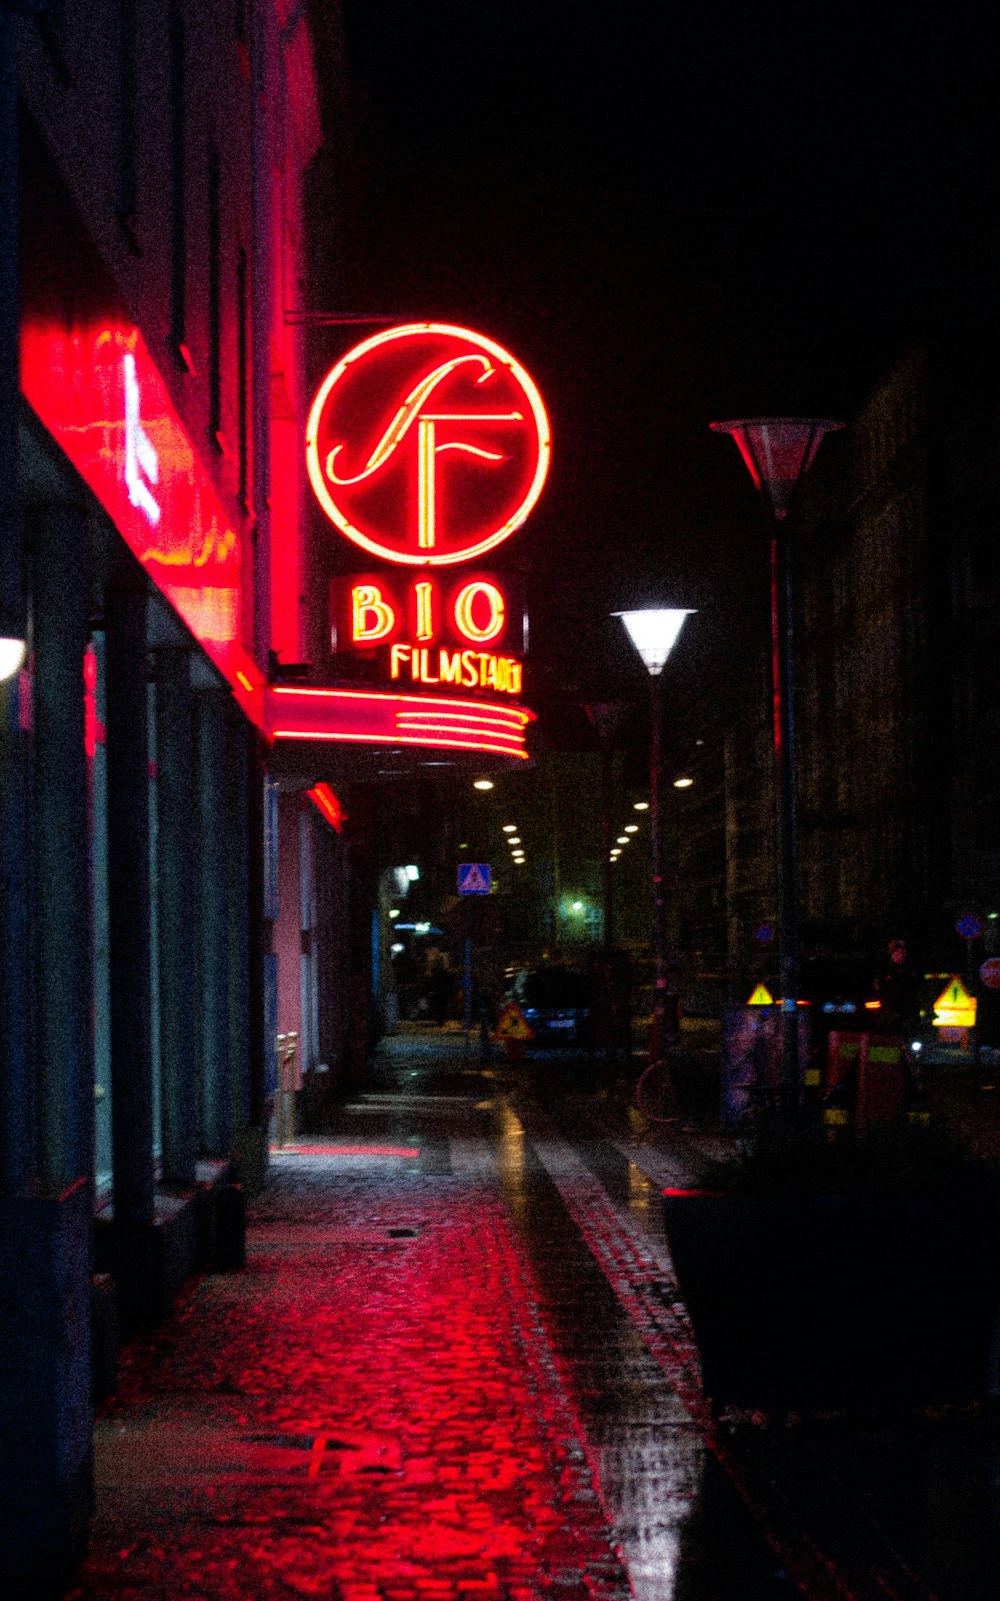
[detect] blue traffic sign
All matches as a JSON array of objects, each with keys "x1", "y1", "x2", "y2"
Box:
[{"x1": 457, "y1": 862, "x2": 492, "y2": 896}]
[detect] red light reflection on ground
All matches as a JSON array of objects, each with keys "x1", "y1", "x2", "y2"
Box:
[{"x1": 78, "y1": 1172, "x2": 630, "y2": 1598}]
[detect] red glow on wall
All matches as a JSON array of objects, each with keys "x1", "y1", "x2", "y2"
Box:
[
  {"x1": 305, "y1": 323, "x2": 549, "y2": 566},
  {"x1": 305, "y1": 782, "x2": 346, "y2": 832},
  {"x1": 20, "y1": 321, "x2": 266, "y2": 729},
  {"x1": 269, "y1": 685, "x2": 533, "y2": 760}
]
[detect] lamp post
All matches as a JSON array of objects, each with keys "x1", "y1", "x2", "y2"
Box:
[
  {"x1": 583, "y1": 700, "x2": 628, "y2": 951},
  {"x1": 710, "y1": 419, "x2": 842, "y2": 1106},
  {"x1": 615, "y1": 609, "x2": 694, "y2": 1083}
]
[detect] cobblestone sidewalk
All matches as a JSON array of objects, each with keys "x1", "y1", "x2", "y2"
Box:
[{"x1": 68, "y1": 1150, "x2": 634, "y2": 1601}]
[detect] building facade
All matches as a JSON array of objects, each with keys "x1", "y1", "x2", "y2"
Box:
[{"x1": 1, "y1": 2, "x2": 328, "y2": 1587}]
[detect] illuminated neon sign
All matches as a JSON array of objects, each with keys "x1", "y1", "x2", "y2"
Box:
[
  {"x1": 20, "y1": 321, "x2": 265, "y2": 729},
  {"x1": 268, "y1": 686, "x2": 533, "y2": 761},
  {"x1": 306, "y1": 782, "x2": 346, "y2": 832},
  {"x1": 305, "y1": 323, "x2": 550, "y2": 566},
  {"x1": 331, "y1": 571, "x2": 523, "y2": 695}
]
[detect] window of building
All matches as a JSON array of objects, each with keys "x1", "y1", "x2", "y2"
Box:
[
  {"x1": 169, "y1": 7, "x2": 187, "y2": 358},
  {"x1": 208, "y1": 149, "x2": 222, "y2": 446}
]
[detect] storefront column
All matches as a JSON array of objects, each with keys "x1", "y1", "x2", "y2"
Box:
[
  {"x1": 226, "y1": 712, "x2": 251, "y2": 1137},
  {"x1": 0, "y1": 10, "x2": 31, "y2": 1201},
  {"x1": 196, "y1": 688, "x2": 231, "y2": 1155},
  {"x1": 32, "y1": 503, "x2": 93, "y2": 1187},
  {"x1": 0, "y1": 626, "x2": 32, "y2": 1197},
  {"x1": 154, "y1": 647, "x2": 197, "y2": 1187},
  {"x1": 105, "y1": 582, "x2": 155, "y2": 1225}
]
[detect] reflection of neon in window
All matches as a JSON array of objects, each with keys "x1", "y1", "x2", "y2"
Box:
[
  {"x1": 123, "y1": 353, "x2": 161, "y2": 526},
  {"x1": 454, "y1": 580, "x2": 504, "y2": 643},
  {"x1": 352, "y1": 583, "x2": 395, "y2": 643}
]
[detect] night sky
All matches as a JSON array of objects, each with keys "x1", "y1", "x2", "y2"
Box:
[{"x1": 327, "y1": 3, "x2": 997, "y2": 744}]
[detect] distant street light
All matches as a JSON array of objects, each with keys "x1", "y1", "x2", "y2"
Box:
[
  {"x1": 614, "y1": 608, "x2": 694, "y2": 1089},
  {"x1": 711, "y1": 418, "x2": 842, "y2": 1106}
]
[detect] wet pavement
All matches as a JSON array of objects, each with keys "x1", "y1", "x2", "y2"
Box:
[{"x1": 66, "y1": 1026, "x2": 1000, "y2": 1600}]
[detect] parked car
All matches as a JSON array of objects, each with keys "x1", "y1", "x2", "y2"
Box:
[{"x1": 505, "y1": 965, "x2": 594, "y2": 1050}]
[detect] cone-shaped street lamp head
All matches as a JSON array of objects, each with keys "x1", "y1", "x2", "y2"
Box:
[
  {"x1": 710, "y1": 418, "x2": 843, "y2": 523},
  {"x1": 614, "y1": 608, "x2": 694, "y2": 675}
]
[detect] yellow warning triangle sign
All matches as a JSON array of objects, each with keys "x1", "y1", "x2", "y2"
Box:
[
  {"x1": 934, "y1": 975, "x2": 972, "y2": 1011},
  {"x1": 495, "y1": 1002, "x2": 533, "y2": 1040},
  {"x1": 747, "y1": 983, "x2": 774, "y2": 1006}
]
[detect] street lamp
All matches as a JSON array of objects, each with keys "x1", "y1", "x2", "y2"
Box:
[
  {"x1": 711, "y1": 418, "x2": 842, "y2": 1105},
  {"x1": 614, "y1": 608, "x2": 694, "y2": 1083}
]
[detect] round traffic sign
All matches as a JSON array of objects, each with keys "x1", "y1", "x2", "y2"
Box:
[
  {"x1": 753, "y1": 924, "x2": 775, "y2": 944},
  {"x1": 980, "y1": 958, "x2": 1000, "y2": 991},
  {"x1": 956, "y1": 913, "x2": 984, "y2": 940}
]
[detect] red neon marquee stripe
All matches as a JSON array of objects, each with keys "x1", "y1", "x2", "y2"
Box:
[
  {"x1": 270, "y1": 684, "x2": 532, "y2": 718},
  {"x1": 396, "y1": 711, "x2": 527, "y2": 730},
  {"x1": 273, "y1": 731, "x2": 529, "y2": 759}
]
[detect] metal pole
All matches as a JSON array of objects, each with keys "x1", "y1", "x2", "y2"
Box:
[
  {"x1": 650, "y1": 670, "x2": 670, "y2": 1068},
  {"x1": 771, "y1": 528, "x2": 801, "y2": 1104},
  {"x1": 600, "y1": 740, "x2": 614, "y2": 950}
]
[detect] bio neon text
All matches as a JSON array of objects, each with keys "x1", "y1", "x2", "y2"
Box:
[{"x1": 344, "y1": 578, "x2": 508, "y2": 648}]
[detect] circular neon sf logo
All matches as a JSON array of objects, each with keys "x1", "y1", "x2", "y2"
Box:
[{"x1": 305, "y1": 323, "x2": 550, "y2": 566}]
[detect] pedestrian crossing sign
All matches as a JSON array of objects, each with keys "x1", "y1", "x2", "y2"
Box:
[
  {"x1": 495, "y1": 1002, "x2": 533, "y2": 1040},
  {"x1": 457, "y1": 862, "x2": 492, "y2": 895}
]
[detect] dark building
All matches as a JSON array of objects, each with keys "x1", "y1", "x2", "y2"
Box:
[{"x1": 717, "y1": 336, "x2": 1000, "y2": 1008}]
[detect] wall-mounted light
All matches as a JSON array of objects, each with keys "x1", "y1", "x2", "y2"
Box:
[
  {"x1": 0, "y1": 637, "x2": 27, "y2": 682},
  {"x1": 624, "y1": 824, "x2": 639, "y2": 833},
  {"x1": 673, "y1": 775, "x2": 694, "y2": 789},
  {"x1": 633, "y1": 800, "x2": 649, "y2": 812},
  {"x1": 502, "y1": 823, "x2": 517, "y2": 832}
]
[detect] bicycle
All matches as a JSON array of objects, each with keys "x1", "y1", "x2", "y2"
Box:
[{"x1": 634, "y1": 1056, "x2": 680, "y2": 1124}]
